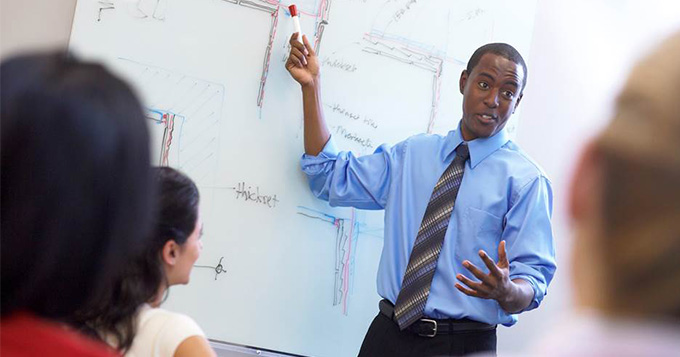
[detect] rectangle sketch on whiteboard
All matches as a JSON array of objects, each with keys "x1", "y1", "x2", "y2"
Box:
[{"x1": 118, "y1": 58, "x2": 225, "y2": 185}]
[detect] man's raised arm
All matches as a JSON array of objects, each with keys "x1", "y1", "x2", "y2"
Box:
[{"x1": 285, "y1": 33, "x2": 330, "y2": 156}]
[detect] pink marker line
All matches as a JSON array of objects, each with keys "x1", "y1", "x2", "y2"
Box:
[
  {"x1": 161, "y1": 113, "x2": 175, "y2": 166},
  {"x1": 342, "y1": 208, "x2": 355, "y2": 314}
]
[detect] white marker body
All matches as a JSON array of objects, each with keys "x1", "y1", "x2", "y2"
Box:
[{"x1": 292, "y1": 15, "x2": 303, "y2": 44}]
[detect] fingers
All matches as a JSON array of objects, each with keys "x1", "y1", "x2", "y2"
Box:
[
  {"x1": 462, "y1": 260, "x2": 492, "y2": 285},
  {"x1": 287, "y1": 49, "x2": 303, "y2": 68},
  {"x1": 479, "y1": 250, "x2": 502, "y2": 278},
  {"x1": 455, "y1": 283, "x2": 483, "y2": 298},
  {"x1": 456, "y1": 273, "x2": 482, "y2": 290},
  {"x1": 288, "y1": 33, "x2": 303, "y2": 56},
  {"x1": 289, "y1": 33, "x2": 315, "y2": 57},
  {"x1": 289, "y1": 33, "x2": 308, "y2": 54},
  {"x1": 498, "y1": 240, "x2": 509, "y2": 267},
  {"x1": 288, "y1": 33, "x2": 309, "y2": 69},
  {"x1": 290, "y1": 46, "x2": 307, "y2": 66},
  {"x1": 302, "y1": 35, "x2": 316, "y2": 57}
]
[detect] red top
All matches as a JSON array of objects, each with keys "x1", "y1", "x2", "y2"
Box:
[
  {"x1": 1, "y1": 313, "x2": 117, "y2": 357},
  {"x1": 289, "y1": 4, "x2": 298, "y2": 17}
]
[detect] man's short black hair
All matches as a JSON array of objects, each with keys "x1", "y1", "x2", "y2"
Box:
[{"x1": 466, "y1": 43, "x2": 528, "y2": 94}]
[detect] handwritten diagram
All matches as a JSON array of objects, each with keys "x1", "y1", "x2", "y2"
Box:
[
  {"x1": 297, "y1": 206, "x2": 361, "y2": 315},
  {"x1": 362, "y1": 31, "x2": 446, "y2": 134},
  {"x1": 97, "y1": 0, "x2": 170, "y2": 22},
  {"x1": 118, "y1": 58, "x2": 225, "y2": 185},
  {"x1": 195, "y1": 256, "x2": 228, "y2": 280},
  {"x1": 217, "y1": 0, "x2": 331, "y2": 107},
  {"x1": 316, "y1": 0, "x2": 500, "y2": 137},
  {"x1": 146, "y1": 110, "x2": 184, "y2": 166}
]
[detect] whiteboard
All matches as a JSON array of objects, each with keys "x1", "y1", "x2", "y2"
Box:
[{"x1": 69, "y1": 1, "x2": 537, "y2": 356}]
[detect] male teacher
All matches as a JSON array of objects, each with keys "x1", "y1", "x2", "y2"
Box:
[{"x1": 286, "y1": 33, "x2": 556, "y2": 356}]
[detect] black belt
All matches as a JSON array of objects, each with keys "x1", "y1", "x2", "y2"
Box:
[{"x1": 379, "y1": 299, "x2": 496, "y2": 338}]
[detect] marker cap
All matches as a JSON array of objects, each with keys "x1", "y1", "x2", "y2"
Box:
[{"x1": 289, "y1": 4, "x2": 298, "y2": 17}]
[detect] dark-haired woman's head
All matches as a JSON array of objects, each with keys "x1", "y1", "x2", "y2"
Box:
[
  {"x1": 0, "y1": 52, "x2": 153, "y2": 320},
  {"x1": 74, "y1": 166, "x2": 202, "y2": 351},
  {"x1": 153, "y1": 166, "x2": 203, "y2": 288}
]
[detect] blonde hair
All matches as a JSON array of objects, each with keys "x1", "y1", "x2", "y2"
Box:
[{"x1": 595, "y1": 31, "x2": 680, "y2": 320}]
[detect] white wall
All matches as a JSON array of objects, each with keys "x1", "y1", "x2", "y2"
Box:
[
  {"x1": 0, "y1": 0, "x2": 76, "y2": 60},
  {"x1": 500, "y1": 0, "x2": 680, "y2": 354},
  {"x1": 3, "y1": 0, "x2": 680, "y2": 355}
]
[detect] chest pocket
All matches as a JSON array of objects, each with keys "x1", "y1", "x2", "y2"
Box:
[{"x1": 455, "y1": 207, "x2": 504, "y2": 263}]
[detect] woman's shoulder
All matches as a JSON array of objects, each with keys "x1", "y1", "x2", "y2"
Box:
[
  {"x1": 138, "y1": 305, "x2": 204, "y2": 337},
  {"x1": 127, "y1": 305, "x2": 206, "y2": 357}
]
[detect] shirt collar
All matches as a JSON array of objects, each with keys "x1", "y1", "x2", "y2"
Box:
[{"x1": 443, "y1": 121, "x2": 510, "y2": 169}]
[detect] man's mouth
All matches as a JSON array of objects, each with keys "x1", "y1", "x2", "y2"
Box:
[{"x1": 476, "y1": 113, "x2": 497, "y2": 124}]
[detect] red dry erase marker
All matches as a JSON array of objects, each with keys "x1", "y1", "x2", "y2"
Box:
[{"x1": 289, "y1": 4, "x2": 303, "y2": 43}]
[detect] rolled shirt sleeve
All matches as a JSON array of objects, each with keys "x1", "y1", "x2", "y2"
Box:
[
  {"x1": 503, "y1": 175, "x2": 557, "y2": 313},
  {"x1": 300, "y1": 136, "x2": 404, "y2": 210}
]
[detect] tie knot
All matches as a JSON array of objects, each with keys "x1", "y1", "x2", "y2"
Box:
[{"x1": 455, "y1": 143, "x2": 469, "y2": 161}]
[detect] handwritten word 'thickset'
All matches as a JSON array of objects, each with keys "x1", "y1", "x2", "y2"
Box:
[{"x1": 229, "y1": 182, "x2": 280, "y2": 208}]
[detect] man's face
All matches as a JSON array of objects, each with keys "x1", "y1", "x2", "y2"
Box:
[{"x1": 459, "y1": 53, "x2": 524, "y2": 141}]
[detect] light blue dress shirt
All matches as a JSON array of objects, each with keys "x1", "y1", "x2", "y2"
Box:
[{"x1": 300, "y1": 122, "x2": 556, "y2": 326}]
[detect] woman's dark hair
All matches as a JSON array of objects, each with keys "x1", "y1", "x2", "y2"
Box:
[
  {"x1": 74, "y1": 167, "x2": 200, "y2": 351},
  {"x1": 1, "y1": 53, "x2": 153, "y2": 320}
]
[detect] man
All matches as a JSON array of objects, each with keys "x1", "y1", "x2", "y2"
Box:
[
  {"x1": 530, "y1": 30, "x2": 680, "y2": 356},
  {"x1": 286, "y1": 34, "x2": 556, "y2": 356}
]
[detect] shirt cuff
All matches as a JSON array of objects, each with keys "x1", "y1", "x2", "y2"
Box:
[
  {"x1": 510, "y1": 274, "x2": 542, "y2": 313},
  {"x1": 300, "y1": 136, "x2": 340, "y2": 176},
  {"x1": 301, "y1": 136, "x2": 339, "y2": 160}
]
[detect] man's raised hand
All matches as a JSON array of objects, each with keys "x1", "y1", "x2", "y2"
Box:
[{"x1": 285, "y1": 33, "x2": 319, "y2": 88}]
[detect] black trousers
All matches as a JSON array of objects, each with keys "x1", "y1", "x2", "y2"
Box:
[{"x1": 357, "y1": 313, "x2": 497, "y2": 357}]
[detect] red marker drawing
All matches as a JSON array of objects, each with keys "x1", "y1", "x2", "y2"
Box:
[{"x1": 289, "y1": 4, "x2": 303, "y2": 44}]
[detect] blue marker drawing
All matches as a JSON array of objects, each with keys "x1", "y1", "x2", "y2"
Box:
[{"x1": 297, "y1": 205, "x2": 376, "y2": 315}]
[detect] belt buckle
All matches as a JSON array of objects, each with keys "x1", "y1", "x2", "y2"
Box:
[{"x1": 418, "y1": 318, "x2": 437, "y2": 338}]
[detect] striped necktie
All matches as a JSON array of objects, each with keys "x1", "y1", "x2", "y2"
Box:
[{"x1": 393, "y1": 143, "x2": 470, "y2": 330}]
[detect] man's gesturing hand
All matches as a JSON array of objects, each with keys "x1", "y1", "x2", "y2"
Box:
[{"x1": 455, "y1": 240, "x2": 533, "y2": 313}]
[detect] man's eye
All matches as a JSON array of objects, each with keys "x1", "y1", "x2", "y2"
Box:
[
  {"x1": 503, "y1": 90, "x2": 515, "y2": 99},
  {"x1": 478, "y1": 82, "x2": 489, "y2": 89}
]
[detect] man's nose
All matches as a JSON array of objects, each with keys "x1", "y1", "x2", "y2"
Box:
[{"x1": 484, "y1": 89, "x2": 499, "y2": 108}]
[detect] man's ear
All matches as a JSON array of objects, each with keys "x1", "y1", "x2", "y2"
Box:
[
  {"x1": 569, "y1": 141, "x2": 602, "y2": 223},
  {"x1": 161, "y1": 240, "x2": 179, "y2": 266},
  {"x1": 459, "y1": 70, "x2": 468, "y2": 94},
  {"x1": 512, "y1": 92, "x2": 524, "y2": 114}
]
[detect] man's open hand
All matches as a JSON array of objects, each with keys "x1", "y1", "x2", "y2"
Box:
[{"x1": 455, "y1": 240, "x2": 513, "y2": 302}]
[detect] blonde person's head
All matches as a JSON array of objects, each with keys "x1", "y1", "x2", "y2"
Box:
[{"x1": 572, "y1": 31, "x2": 680, "y2": 321}]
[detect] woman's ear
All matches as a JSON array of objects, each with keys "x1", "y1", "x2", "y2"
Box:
[{"x1": 161, "y1": 240, "x2": 179, "y2": 266}]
